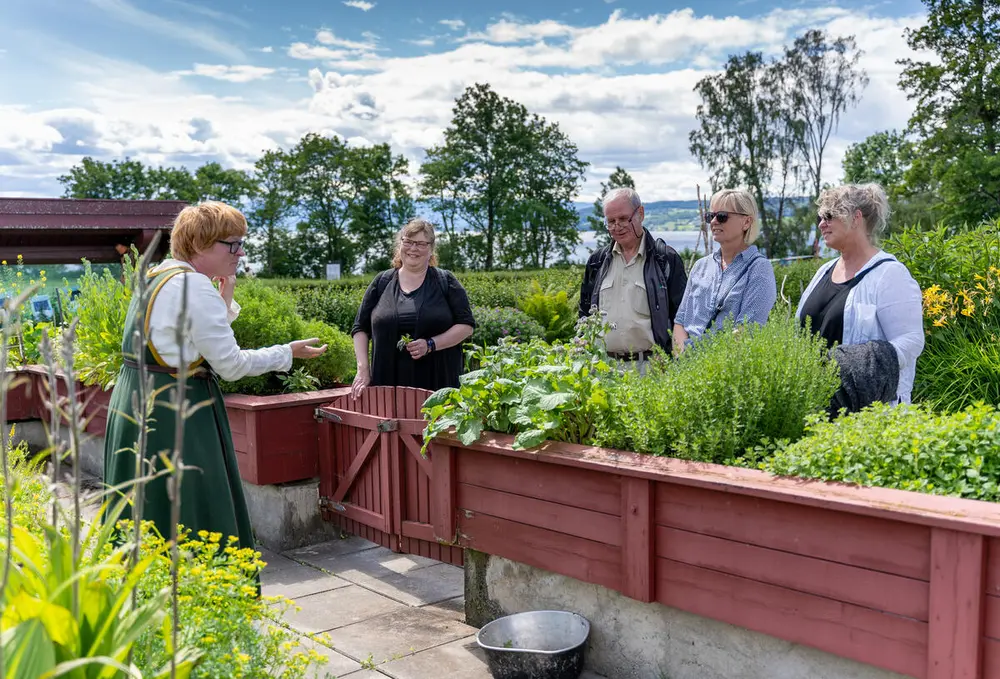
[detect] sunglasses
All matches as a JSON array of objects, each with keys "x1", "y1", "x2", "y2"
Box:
[
  {"x1": 705, "y1": 211, "x2": 748, "y2": 224},
  {"x1": 817, "y1": 212, "x2": 837, "y2": 224}
]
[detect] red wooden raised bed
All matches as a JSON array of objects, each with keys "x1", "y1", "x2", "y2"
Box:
[
  {"x1": 409, "y1": 432, "x2": 1000, "y2": 679},
  {"x1": 226, "y1": 388, "x2": 350, "y2": 485}
]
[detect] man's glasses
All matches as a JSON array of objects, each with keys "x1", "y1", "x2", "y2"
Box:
[
  {"x1": 218, "y1": 239, "x2": 245, "y2": 254},
  {"x1": 606, "y1": 205, "x2": 641, "y2": 230},
  {"x1": 401, "y1": 238, "x2": 432, "y2": 250},
  {"x1": 704, "y1": 211, "x2": 748, "y2": 224}
]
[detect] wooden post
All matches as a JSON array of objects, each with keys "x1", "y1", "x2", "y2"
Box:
[
  {"x1": 621, "y1": 477, "x2": 655, "y2": 602},
  {"x1": 928, "y1": 528, "x2": 986, "y2": 679},
  {"x1": 431, "y1": 444, "x2": 457, "y2": 543}
]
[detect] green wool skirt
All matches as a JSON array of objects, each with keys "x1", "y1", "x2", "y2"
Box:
[{"x1": 102, "y1": 363, "x2": 255, "y2": 552}]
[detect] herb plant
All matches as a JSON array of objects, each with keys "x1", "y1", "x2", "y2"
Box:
[
  {"x1": 594, "y1": 314, "x2": 840, "y2": 464},
  {"x1": 469, "y1": 306, "x2": 546, "y2": 348},
  {"x1": 760, "y1": 402, "x2": 1000, "y2": 502},
  {"x1": 517, "y1": 281, "x2": 580, "y2": 343},
  {"x1": 422, "y1": 313, "x2": 616, "y2": 451}
]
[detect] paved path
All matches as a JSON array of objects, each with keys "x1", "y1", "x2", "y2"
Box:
[{"x1": 262, "y1": 535, "x2": 606, "y2": 679}]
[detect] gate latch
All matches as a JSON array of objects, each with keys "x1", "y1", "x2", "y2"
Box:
[
  {"x1": 377, "y1": 419, "x2": 398, "y2": 432},
  {"x1": 315, "y1": 408, "x2": 343, "y2": 423}
]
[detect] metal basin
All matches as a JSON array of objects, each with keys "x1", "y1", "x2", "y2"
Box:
[{"x1": 476, "y1": 610, "x2": 590, "y2": 679}]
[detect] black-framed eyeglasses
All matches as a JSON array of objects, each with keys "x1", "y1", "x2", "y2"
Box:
[
  {"x1": 218, "y1": 239, "x2": 245, "y2": 254},
  {"x1": 817, "y1": 212, "x2": 836, "y2": 225},
  {"x1": 705, "y1": 211, "x2": 748, "y2": 224},
  {"x1": 606, "y1": 205, "x2": 641, "y2": 230},
  {"x1": 401, "y1": 238, "x2": 432, "y2": 250}
]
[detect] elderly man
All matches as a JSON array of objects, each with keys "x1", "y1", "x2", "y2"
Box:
[{"x1": 579, "y1": 187, "x2": 687, "y2": 364}]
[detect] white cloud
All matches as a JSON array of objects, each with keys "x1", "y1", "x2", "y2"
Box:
[
  {"x1": 315, "y1": 29, "x2": 378, "y2": 51},
  {"x1": 405, "y1": 38, "x2": 436, "y2": 47},
  {"x1": 173, "y1": 64, "x2": 277, "y2": 82},
  {"x1": 259, "y1": 46, "x2": 274, "y2": 53},
  {"x1": 439, "y1": 19, "x2": 465, "y2": 30},
  {"x1": 343, "y1": 0, "x2": 375, "y2": 11},
  {"x1": 2, "y1": 6, "x2": 927, "y2": 203},
  {"x1": 86, "y1": 0, "x2": 244, "y2": 60},
  {"x1": 161, "y1": 0, "x2": 251, "y2": 28}
]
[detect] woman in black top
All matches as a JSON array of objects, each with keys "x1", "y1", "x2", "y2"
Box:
[{"x1": 351, "y1": 219, "x2": 475, "y2": 397}]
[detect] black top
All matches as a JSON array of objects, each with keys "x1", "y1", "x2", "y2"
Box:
[
  {"x1": 352, "y1": 267, "x2": 476, "y2": 392},
  {"x1": 799, "y1": 267, "x2": 851, "y2": 348}
]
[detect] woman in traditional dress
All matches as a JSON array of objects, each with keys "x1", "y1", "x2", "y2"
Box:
[
  {"x1": 350, "y1": 219, "x2": 475, "y2": 398},
  {"x1": 103, "y1": 201, "x2": 327, "y2": 548}
]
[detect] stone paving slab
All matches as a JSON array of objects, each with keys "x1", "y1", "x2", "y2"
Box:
[
  {"x1": 258, "y1": 546, "x2": 299, "y2": 573},
  {"x1": 282, "y1": 584, "x2": 406, "y2": 634},
  {"x1": 344, "y1": 562, "x2": 465, "y2": 607},
  {"x1": 420, "y1": 596, "x2": 465, "y2": 622},
  {"x1": 374, "y1": 636, "x2": 490, "y2": 679},
  {"x1": 285, "y1": 535, "x2": 381, "y2": 565},
  {"x1": 324, "y1": 606, "x2": 476, "y2": 666},
  {"x1": 262, "y1": 564, "x2": 353, "y2": 601},
  {"x1": 314, "y1": 545, "x2": 439, "y2": 578}
]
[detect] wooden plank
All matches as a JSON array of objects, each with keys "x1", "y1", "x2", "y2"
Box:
[
  {"x1": 457, "y1": 482, "x2": 620, "y2": 547},
  {"x1": 621, "y1": 478, "x2": 655, "y2": 603},
  {"x1": 404, "y1": 439, "x2": 421, "y2": 524},
  {"x1": 985, "y1": 538, "x2": 1000, "y2": 595},
  {"x1": 985, "y1": 595, "x2": 1000, "y2": 641},
  {"x1": 451, "y1": 433, "x2": 1000, "y2": 537},
  {"x1": 400, "y1": 433, "x2": 433, "y2": 477},
  {"x1": 390, "y1": 421, "x2": 403, "y2": 539},
  {"x1": 332, "y1": 430, "x2": 379, "y2": 503},
  {"x1": 380, "y1": 432, "x2": 393, "y2": 536},
  {"x1": 342, "y1": 503, "x2": 388, "y2": 529},
  {"x1": 927, "y1": 529, "x2": 986, "y2": 679},
  {"x1": 656, "y1": 526, "x2": 929, "y2": 621},
  {"x1": 457, "y1": 512, "x2": 621, "y2": 592},
  {"x1": 657, "y1": 483, "x2": 931, "y2": 581},
  {"x1": 317, "y1": 417, "x2": 333, "y2": 499},
  {"x1": 432, "y1": 445, "x2": 457, "y2": 543},
  {"x1": 656, "y1": 558, "x2": 927, "y2": 678},
  {"x1": 402, "y1": 520, "x2": 435, "y2": 542},
  {"x1": 458, "y1": 448, "x2": 621, "y2": 516},
  {"x1": 984, "y1": 637, "x2": 1000, "y2": 677}
]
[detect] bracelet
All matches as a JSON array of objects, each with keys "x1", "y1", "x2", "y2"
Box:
[{"x1": 427, "y1": 338, "x2": 436, "y2": 353}]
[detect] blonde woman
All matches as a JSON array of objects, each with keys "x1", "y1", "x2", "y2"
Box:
[
  {"x1": 797, "y1": 183, "x2": 923, "y2": 405},
  {"x1": 673, "y1": 189, "x2": 777, "y2": 353},
  {"x1": 351, "y1": 219, "x2": 475, "y2": 397}
]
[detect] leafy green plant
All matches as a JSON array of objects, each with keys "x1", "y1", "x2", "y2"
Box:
[
  {"x1": 885, "y1": 220, "x2": 1000, "y2": 293},
  {"x1": 295, "y1": 319, "x2": 356, "y2": 387},
  {"x1": 772, "y1": 258, "x2": 826, "y2": 309},
  {"x1": 69, "y1": 256, "x2": 137, "y2": 390},
  {"x1": 396, "y1": 333, "x2": 413, "y2": 351},
  {"x1": 278, "y1": 368, "x2": 320, "y2": 393},
  {"x1": 760, "y1": 402, "x2": 1000, "y2": 501},
  {"x1": 470, "y1": 306, "x2": 545, "y2": 348},
  {"x1": 423, "y1": 313, "x2": 616, "y2": 451},
  {"x1": 517, "y1": 281, "x2": 579, "y2": 343},
  {"x1": 594, "y1": 314, "x2": 840, "y2": 464}
]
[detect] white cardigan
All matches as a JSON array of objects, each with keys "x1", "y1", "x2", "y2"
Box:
[
  {"x1": 146, "y1": 260, "x2": 292, "y2": 381},
  {"x1": 795, "y1": 251, "x2": 924, "y2": 403}
]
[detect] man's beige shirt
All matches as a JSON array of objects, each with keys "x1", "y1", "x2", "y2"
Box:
[{"x1": 598, "y1": 237, "x2": 655, "y2": 355}]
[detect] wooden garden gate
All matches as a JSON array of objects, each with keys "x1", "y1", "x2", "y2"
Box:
[{"x1": 315, "y1": 386, "x2": 463, "y2": 566}]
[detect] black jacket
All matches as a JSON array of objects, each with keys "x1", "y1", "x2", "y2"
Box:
[
  {"x1": 578, "y1": 229, "x2": 687, "y2": 353},
  {"x1": 352, "y1": 267, "x2": 476, "y2": 391}
]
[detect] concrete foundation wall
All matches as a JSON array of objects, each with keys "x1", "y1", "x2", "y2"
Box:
[
  {"x1": 466, "y1": 551, "x2": 910, "y2": 679},
  {"x1": 10, "y1": 420, "x2": 337, "y2": 552}
]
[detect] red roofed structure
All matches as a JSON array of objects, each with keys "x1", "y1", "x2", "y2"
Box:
[{"x1": 0, "y1": 198, "x2": 186, "y2": 264}]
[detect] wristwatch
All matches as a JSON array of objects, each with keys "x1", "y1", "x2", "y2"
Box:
[{"x1": 426, "y1": 338, "x2": 436, "y2": 353}]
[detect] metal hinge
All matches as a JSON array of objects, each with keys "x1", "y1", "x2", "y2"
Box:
[
  {"x1": 318, "y1": 496, "x2": 346, "y2": 512},
  {"x1": 315, "y1": 408, "x2": 342, "y2": 423},
  {"x1": 377, "y1": 419, "x2": 398, "y2": 432}
]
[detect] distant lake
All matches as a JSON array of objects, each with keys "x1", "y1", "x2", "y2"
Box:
[{"x1": 569, "y1": 230, "x2": 705, "y2": 263}]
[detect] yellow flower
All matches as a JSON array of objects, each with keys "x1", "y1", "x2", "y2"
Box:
[
  {"x1": 1, "y1": 260, "x2": 6, "y2": 266},
  {"x1": 933, "y1": 317, "x2": 947, "y2": 328},
  {"x1": 39, "y1": 270, "x2": 45, "y2": 276},
  {"x1": 16, "y1": 272, "x2": 21, "y2": 278}
]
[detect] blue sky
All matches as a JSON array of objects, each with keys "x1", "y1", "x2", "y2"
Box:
[{"x1": 0, "y1": 0, "x2": 928, "y2": 200}]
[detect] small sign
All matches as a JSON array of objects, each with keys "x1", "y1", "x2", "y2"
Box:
[{"x1": 325, "y1": 263, "x2": 341, "y2": 280}]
